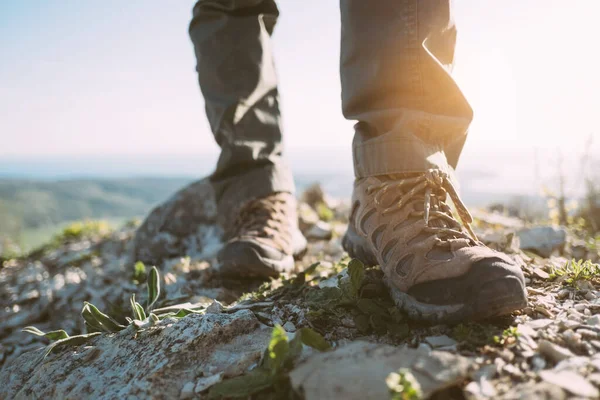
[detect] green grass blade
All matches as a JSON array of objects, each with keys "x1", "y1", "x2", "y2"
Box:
[
  {"x1": 22, "y1": 326, "x2": 70, "y2": 340},
  {"x1": 147, "y1": 266, "x2": 160, "y2": 311}
]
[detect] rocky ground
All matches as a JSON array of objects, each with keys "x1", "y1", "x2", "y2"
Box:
[{"x1": 1, "y1": 178, "x2": 600, "y2": 399}]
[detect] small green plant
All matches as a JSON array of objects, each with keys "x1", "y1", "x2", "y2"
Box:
[
  {"x1": 316, "y1": 202, "x2": 334, "y2": 222},
  {"x1": 132, "y1": 261, "x2": 147, "y2": 284},
  {"x1": 386, "y1": 368, "x2": 422, "y2": 400},
  {"x1": 451, "y1": 323, "x2": 500, "y2": 349},
  {"x1": 493, "y1": 326, "x2": 520, "y2": 346},
  {"x1": 22, "y1": 265, "x2": 208, "y2": 359},
  {"x1": 548, "y1": 259, "x2": 600, "y2": 284},
  {"x1": 208, "y1": 325, "x2": 330, "y2": 398},
  {"x1": 55, "y1": 220, "x2": 112, "y2": 242}
]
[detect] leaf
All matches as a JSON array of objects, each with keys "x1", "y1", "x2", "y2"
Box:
[
  {"x1": 43, "y1": 332, "x2": 101, "y2": 358},
  {"x1": 130, "y1": 294, "x2": 146, "y2": 321},
  {"x1": 304, "y1": 262, "x2": 320, "y2": 276},
  {"x1": 171, "y1": 308, "x2": 203, "y2": 318},
  {"x1": 208, "y1": 369, "x2": 274, "y2": 399},
  {"x1": 285, "y1": 334, "x2": 304, "y2": 367},
  {"x1": 353, "y1": 314, "x2": 371, "y2": 333},
  {"x1": 369, "y1": 315, "x2": 388, "y2": 334},
  {"x1": 387, "y1": 322, "x2": 410, "y2": 339},
  {"x1": 82, "y1": 305, "x2": 105, "y2": 333},
  {"x1": 357, "y1": 298, "x2": 390, "y2": 318},
  {"x1": 82, "y1": 302, "x2": 126, "y2": 332},
  {"x1": 147, "y1": 266, "x2": 160, "y2": 311},
  {"x1": 348, "y1": 258, "x2": 365, "y2": 297},
  {"x1": 133, "y1": 261, "x2": 146, "y2": 283},
  {"x1": 149, "y1": 313, "x2": 160, "y2": 323},
  {"x1": 22, "y1": 326, "x2": 70, "y2": 341},
  {"x1": 266, "y1": 325, "x2": 289, "y2": 375},
  {"x1": 297, "y1": 327, "x2": 331, "y2": 351},
  {"x1": 305, "y1": 287, "x2": 343, "y2": 309}
]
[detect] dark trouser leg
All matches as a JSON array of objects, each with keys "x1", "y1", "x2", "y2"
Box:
[
  {"x1": 189, "y1": 0, "x2": 294, "y2": 225},
  {"x1": 340, "y1": 0, "x2": 473, "y2": 181}
]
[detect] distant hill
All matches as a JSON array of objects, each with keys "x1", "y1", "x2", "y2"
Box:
[{"x1": 0, "y1": 178, "x2": 194, "y2": 249}]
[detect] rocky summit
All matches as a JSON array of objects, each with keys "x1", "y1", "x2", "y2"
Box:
[{"x1": 1, "y1": 179, "x2": 600, "y2": 399}]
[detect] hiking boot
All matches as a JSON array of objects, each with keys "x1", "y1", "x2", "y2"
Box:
[
  {"x1": 343, "y1": 169, "x2": 527, "y2": 323},
  {"x1": 218, "y1": 192, "x2": 307, "y2": 278}
]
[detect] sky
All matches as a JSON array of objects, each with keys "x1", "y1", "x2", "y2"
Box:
[{"x1": 1, "y1": 0, "x2": 599, "y2": 194}]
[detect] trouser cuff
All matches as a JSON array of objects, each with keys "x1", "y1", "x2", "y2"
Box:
[{"x1": 353, "y1": 132, "x2": 458, "y2": 186}]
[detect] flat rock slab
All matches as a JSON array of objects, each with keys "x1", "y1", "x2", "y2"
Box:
[
  {"x1": 289, "y1": 341, "x2": 473, "y2": 399},
  {"x1": 0, "y1": 310, "x2": 270, "y2": 400}
]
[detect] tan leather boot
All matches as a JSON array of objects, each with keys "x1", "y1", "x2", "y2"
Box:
[
  {"x1": 343, "y1": 169, "x2": 527, "y2": 323},
  {"x1": 218, "y1": 192, "x2": 307, "y2": 278}
]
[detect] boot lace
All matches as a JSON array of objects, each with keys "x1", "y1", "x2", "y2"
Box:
[
  {"x1": 228, "y1": 193, "x2": 292, "y2": 251},
  {"x1": 367, "y1": 169, "x2": 478, "y2": 243}
]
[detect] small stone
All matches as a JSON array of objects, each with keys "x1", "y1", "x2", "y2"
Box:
[
  {"x1": 587, "y1": 315, "x2": 600, "y2": 327},
  {"x1": 194, "y1": 373, "x2": 223, "y2": 393},
  {"x1": 472, "y1": 364, "x2": 497, "y2": 381},
  {"x1": 586, "y1": 292, "x2": 597, "y2": 301},
  {"x1": 557, "y1": 289, "x2": 571, "y2": 300},
  {"x1": 525, "y1": 318, "x2": 554, "y2": 330},
  {"x1": 206, "y1": 300, "x2": 224, "y2": 314},
  {"x1": 576, "y1": 328, "x2": 598, "y2": 339},
  {"x1": 180, "y1": 382, "x2": 195, "y2": 399},
  {"x1": 530, "y1": 355, "x2": 546, "y2": 371},
  {"x1": 574, "y1": 303, "x2": 586, "y2": 312},
  {"x1": 283, "y1": 321, "x2": 296, "y2": 332},
  {"x1": 464, "y1": 378, "x2": 497, "y2": 399},
  {"x1": 533, "y1": 267, "x2": 550, "y2": 280},
  {"x1": 517, "y1": 324, "x2": 537, "y2": 338},
  {"x1": 306, "y1": 221, "x2": 333, "y2": 241},
  {"x1": 539, "y1": 370, "x2": 599, "y2": 398},
  {"x1": 517, "y1": 226, "x2": 567, "y2": 258},
  {"x1": 591, "y1": 340, "x2": 600, "y2": 350},
  {"x1": 588, "y1": 373, "x2": 600, "y2": 386},
  {"x1": 417, "y1": 342, "x2": 432, "y2": 353},
  {"x1": 538, "y1": 340, "x2": 574, "y2": 363},
  {"x1": 424, "y1": 335, "x2": 458, "y2": 348},
  {"x1": 562, "y1": 329, "x2": 582, "y2": 349},
  {"x1": 559, "y1": 319, "x2": 580, "y2": 331}
]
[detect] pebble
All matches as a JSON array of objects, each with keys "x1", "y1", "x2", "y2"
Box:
[
  {"x1": 525, "y1": 318, "x2": 554, "y2": 330},
  {"x1": 574, "y1": 304, "x2": 587, "y2": 312},
  {"x1": 557, "y1": 289, "x2": 571, "y2": 300},
  {"x1": 585, "y1": 292, "x2": 597, "y2": 301},
  {"x1": 587, "y1": 315, "x2": 600, "y2": 327},
  {"x1": 283, "y1": 321, "x2": 296, "y2": 332},
  {"x1": 576, "y1": 328, "x2": 598, "y2": 339},
  {"x1": 305, "y1": 221, "x2": 333, "y2": 241},
  {"x1": 206, "y1": 300, "x2": 224, "y2": 314},
  {"x1": 424, "y1": 335, "x2": 457, "y2": 348},
  {"x1": 530, "y1": 355, "x2": 546, "y2": 371},
  {"x1": 180, "y1": 382, "x2": 195, "y2": 399},
  {"x1": 464, "y1": 378, "x2": 497, "y2": 399},
  {"x1": 562, "y1": 329, "x2": 582, "y2": 349},
  {"x1": 559, "y1": 319, "x2": 580, "y2": 331},
  {"x1": 539, "y1": 370, "x2": 599, "y2": 398},
  {"x1": 538, "y1": 340, "x2": 574, "y2": 363},
  {"x1": 533, "y1": 267, "x2": 550, "y2": 280}
]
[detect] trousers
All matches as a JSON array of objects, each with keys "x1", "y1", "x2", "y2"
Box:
[{"x1": 189, "y1": 0, "x2": 473, "y2": 215}]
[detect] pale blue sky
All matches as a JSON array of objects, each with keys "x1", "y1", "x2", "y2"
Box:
[{"x1": 1, "y1": 0, "x2": 598, "y2": 167}]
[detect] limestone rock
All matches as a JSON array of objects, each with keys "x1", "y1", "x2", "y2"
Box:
[
  {"x1": 289, "y1": 341, "x2": 472, "y2": 399},
  {"x1": 131, "y1": 178, "x2": 222, "y2": 264},
  {"x1": 516, "y1": 226, "x2": 567, "y2": 258},
  {"x1": 0, "y1": 310, "x2": 271, "y2": 399}
]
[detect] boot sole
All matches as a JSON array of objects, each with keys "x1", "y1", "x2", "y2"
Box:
[
  {"x1": 218, "y1": 245, "x2": 307, "y2": 279},
  {"x1": 343, "y1": 226, "x2": 527, "y2": 323}
]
